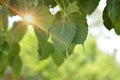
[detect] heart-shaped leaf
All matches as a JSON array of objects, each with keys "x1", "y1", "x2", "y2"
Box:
[{"x1": 50, "y1": 20, "x2": 76, "y2": 52}]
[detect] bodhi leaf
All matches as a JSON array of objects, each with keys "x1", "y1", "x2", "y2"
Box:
[
  {"x1": 103, "y1": 7, "x2": 114, "y2": 30},
  {"x1": 69, "y1": 12, "x2": 88, "y2": 44},
  {"x1": 0, "y1": 53, "x2": 9, "y2": 76},
  {"x1": 52, "y1": 52, "x2": 65, "y2": 66},
  {"x1": 0, "y1": 7, "x2": 8, "y2": 31},
  {"x1": 6, "y1": 21, "x2": 26, "y2": 59},
  {"x1": 50, "y1": 20, "x2": 76, "y2": 53},
  {"x1": 38, "y1": 0, "x2": 56, "y2": 7},
  {"x1": 63, "y1": 44, "x2": 75, "y2": 58},
  {"x1": 6, "y1": 21, "x2": 27, "y2": 44},
  {"x1": 0, "y1": 42, "x2": 9, "y2": 76},
  {"x1": 113, "y1": 17, "x2": 120, "y2": 35},
  {"x1": 77, "y1": 0, "x2": 100, "y2": 14},
  {"x1": 104, "y1": 0, "x2": 120, "y2": 34},
  {"x1": 39, "y1": 42, "x2": 54, "y2": 60},
  {"x1": 106, "y1": 0, "x2": 119, "y2": 21},
  {"x1": 10, "y1": 56, "x2": 22, "y2": 80},
  {"x1": 0, "y1": 31, "x2": 4, "y2": 52},
  {"x1": 34, "y1": 6, "x2": 54, "y2": 30},
  {"x1": 9, "y1": 43, "x2": 20, "y2": 58},
  {"x1": 33, "y1": 26, "x2": 49, "y2": 60},
  {"x1": 113, "y1": 8, "x2": 120, "y2": 35},
  {"x1": 34, "y1": 26, "x2": 48, "y2": 45}
]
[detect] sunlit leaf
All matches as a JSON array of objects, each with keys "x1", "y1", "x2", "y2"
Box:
[
  {"x1": 50, "y1": 20, "x2": 76, "y2": 53},
  {"x1": 35, "y1": 6, "x2": 54, "y2": 29},
  {"x1": 33, "y1": 26, "x2": 49, "y2": 60},
  {"x1": 6, "y1": 21, "x2": 27, "y2": 43},
  {"x1": 69, "y1": 12, "x2": 88, "y2": 44}
]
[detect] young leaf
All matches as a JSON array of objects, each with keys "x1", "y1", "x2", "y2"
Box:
[
  {"x1": 69, "y1": 12, "x2": 88, "y2": 44},
  {"x1": 50, "y1": 20, "x2": 76, "y2": 53},
  {"x1": 10, "y1": 56, "x2": 22, "y2": 80},
  {"x1": 52, "y1": 52, "x2": 65, "y2": 66}
]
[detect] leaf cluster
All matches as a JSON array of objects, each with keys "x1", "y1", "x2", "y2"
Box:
[{"x1": 0, "y1": 0, "x2": 120, "y2": 79}]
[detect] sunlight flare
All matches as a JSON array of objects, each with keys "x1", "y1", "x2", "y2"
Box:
[{"x1": 24, "y1": 14, "x2": 34, "y2": 23}]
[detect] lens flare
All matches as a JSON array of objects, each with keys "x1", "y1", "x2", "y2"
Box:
[{"x1": 24, "y1": 14, "x2": 34, "y2": 23}]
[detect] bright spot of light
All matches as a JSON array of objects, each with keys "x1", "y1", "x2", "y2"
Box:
[
  {"x1": 23, "y1": 14, "x2": 34, "y2": 23},
  {"x1": 8, "y1": 15, "x2": 22, "y2": 27}
]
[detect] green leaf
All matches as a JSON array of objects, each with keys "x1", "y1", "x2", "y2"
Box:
[
  {"x1": 0, "y1": 31, "x2": 4, "y2": 52},
  {"x1": 35, "y1": 6, "x2": 54, "y2": 29},
  {"x1": 52, "y1": 52, "x2": 65, "y2": 66},
  {"x1": 9, "y1": 43, "x2": 20, "y2": 58},
  {"x1": 69, "y1": 12, "x2": 88, "y2": 44},
  {"x1": 113, "y1": 1, "x2": 120, "y2": 35},
  {"x1": 0, "y1": 7, "x2": 8, "y2": 31},
  {"x1": 39, "y1": 42, "x2": 54, "y2": 60},
  {"x1": 34, "y1": 26, "x2": 48, "y2": 45},
  {"x1": 103, "y1": 7, "x2": 114, "y2": 30},
  {"x1": 10, "y1": 56, "x2": 22, "y2": 80},
  {"x1": 33, "y1": 25, "x2": 49, "y2": 60},
  {"x1": 106, "y1": 0, "x2": 119, "y2": 21},
  {"x1": 63, "y1": 44, "x2": 75, "y2": 58},
  {"x1": 6, "y1": 21, "x2": 26, "y2": 58},
  {"x1": 77, "y1": 0, "x2": 100, "y2": 14},
  {"x1": 50, "y1": 20, "x2": 76, "y2": 53},
  {"x1": 0, "y1": 42, "x2": 9, "y2": 76},
  {"x1": 113, "y1": 15, "x2": 120, "y2": 35},
  {"x1": 6, "y1": 21, "x2": 27, "y2": 43},
  {"x1": 0, "y1": 53, "x2": 8, "y2": 76},
  {"x1": 38, "y1": 0, "x2": 56, "y2": 7},
  {"x1": 65, "y1": 1, "x2": 79, "y2": 15}
]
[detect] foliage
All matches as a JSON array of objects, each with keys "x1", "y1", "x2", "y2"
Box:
[
  {"x1": 19, "y1": 31, "x2": 120, "y2": 80},
  {"x1": 0, "y1": 0, "x2": 120, "y2": 79}
]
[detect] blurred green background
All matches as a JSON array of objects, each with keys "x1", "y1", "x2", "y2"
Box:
[{"x1": 1, "y1": 27, "x2": 120, "y2": 80}]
